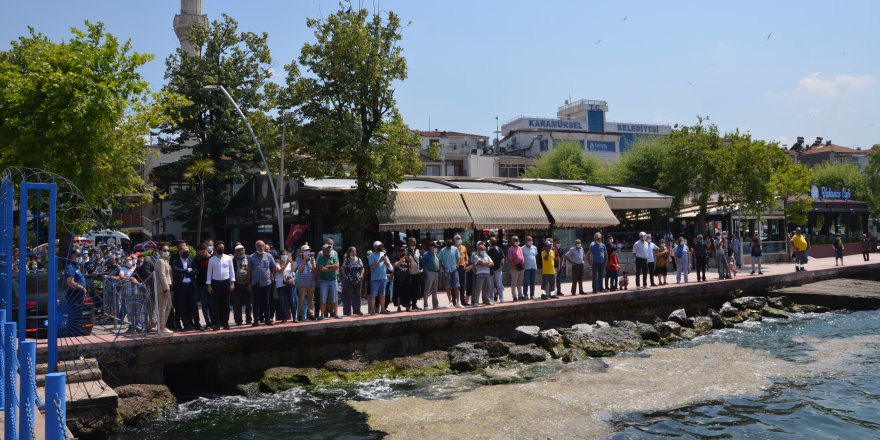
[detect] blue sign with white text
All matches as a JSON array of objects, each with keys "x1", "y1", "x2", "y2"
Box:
[{"x1": 586, "y1": 141, "x2": 615, "y2": 152}]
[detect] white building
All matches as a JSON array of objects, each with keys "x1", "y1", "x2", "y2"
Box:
[
  {"x1": 498, "y1": 99, "x2": 672, "y2": 162},
  {"x1": 417, "y1": 130, "x2": 490, "y2": 177}
]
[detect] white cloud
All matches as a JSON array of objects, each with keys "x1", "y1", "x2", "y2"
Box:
[{"x1": 797, "y1": 72, "x2": 875, "y2": 97}]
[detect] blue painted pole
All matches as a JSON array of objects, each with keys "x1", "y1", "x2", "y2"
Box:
[
  {"x1": 18, "y1": 340, "x2": 35, "y2": 440},
  {"x1": 0, "y1": 309, "x2": 5, "y2": 412},
  {"x1": 45, "y1": 373, "x2": 66, "y2": 440},
  {"x1": 4, "y1": 321, "x2": 17, "y2": 440},
  {"x1": 17, "y1": 184, "x2": 29, "y2": 342},
  {"x1": 47, "y1": 184, "x2": 58, "y2": 373}
]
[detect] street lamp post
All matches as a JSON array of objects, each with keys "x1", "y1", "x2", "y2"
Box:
[{"x1": 203, "y1": 85, "x2": 285, "y2": 249}]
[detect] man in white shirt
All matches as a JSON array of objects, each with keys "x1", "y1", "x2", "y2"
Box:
[
  {"x1": 206, "y1": 241, "x2": 235, "y2": 330},
  {"x1": 645, "y1": 234, "x2": 658, "y2": 287},
  {"x1": 632, "y1": 232, "x2": 651, "y2": 289}
]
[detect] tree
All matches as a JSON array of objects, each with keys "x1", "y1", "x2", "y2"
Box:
[
  {"x1": 770, "y1": 159, "x2": 813, "y2": 228},
  {"x1": 659, "y1": 123, "x2": 724, "y2": 231},
  {"x1": 284, "y1": 5, "x2": 429, "y2": 245},
  {"x1": 0, "y1": 22, "x2": 179, "y2": 230},
  {"x1": 615, "y1": 137, "x2": 668, "y2": 188},
  {"x1": 183, "y1": 159, "x2": 216, "y2": 244},
  {"x1": 861, "y1": 144, "x2": 880, "y2": 217},
  {"x1": 159, "y1": 14, "x2": 276, "y2": 241},
  {"x1": 810, "y1": 162, "x2": 870, "y2": 201},
  {"x1": 524, "y1": 141, "x2": 605, "y2": 181}
]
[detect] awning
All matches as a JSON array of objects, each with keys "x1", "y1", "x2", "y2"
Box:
[
  {"x1": 461, "y1": 193, "x2": 551, "y2": 229},
  {"x1": 539, "y1": 194, "x2": 620, "y2": 228},
  {"x1": 378, "y1": 191, "x2": 473, "y2": 231},
  {"x1": 606, "y1": 197, "x2": 673, "y2": 210}
]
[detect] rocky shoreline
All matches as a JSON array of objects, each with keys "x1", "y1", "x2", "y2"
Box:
[{"x1": 252, "y1": 293, "x2": 829, "y2": 394}]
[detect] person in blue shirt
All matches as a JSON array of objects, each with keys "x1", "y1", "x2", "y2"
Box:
[
  {"x1": 421, "y1": 241, "x2": 442, "y2": 309},
  {"x1": 587, "y1": 232, "x2": 607, "y2": 294},
  {"x1": 438, "y1": 239, "x2": 462, "y2": 308},
  {"x1": 367, "y1": 241, "x2": 392, "y2": 315}
]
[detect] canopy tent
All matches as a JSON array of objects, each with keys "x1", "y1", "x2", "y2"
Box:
[
  {"x1": 539, "y1": 194, "x2": 619, "y2": 228},
  {"x1": 378, "y1": 191, "x2": 473, "y2": 231},
  {"x1": 461, "y1": 192, "x2": 551, "y2": 230}
]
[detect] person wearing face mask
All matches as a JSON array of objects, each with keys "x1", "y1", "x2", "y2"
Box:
[
  {"x1": 403, "y1": 237, "x2": 422, "y2": 312},
  {"x1": 587, "y1": 232, "x2": 607, "y2": 294},
  {"x1": 193, "y1": 243, "x2": 213, "y2": 329},
  {"x1": 486, "y1": 239, "x2": 505, "y2": 303},
  {"x1": 540, "y1": 240, "x2": 557, "y2": 299},
  {"x1": 273, "y1": 250, "x2": 296, "y2": 323},
  {"x1": 521, "y1": 236, "x2": 538, "y2": 300},
  {"x1": 565, "y1": 239, "x2": 586, "y2": 295},
  {"x1": 119, "y1": 255, "x2": 142, "y2": 332},
  {"x1": 632, "y1": 232, "x2": 650, "y2": 290},
  {"x1": 205, "y1": 239, "x2": 215, "y2": 257},
  {"x1": 317, "y1": 244, "x2": 341, "y2": 319},
  {"x1": 170, "y1": 242, "x2": 199, "y2": 330},
  {"x1": 438, "y1": 239, "x2": 462, "y2": 308},
  {"x1": 248, "y1": 240, "x2": 280, "y2": 326},
  {"x1": 471, "y1": 243, "x2": 494, "y2": 306},
  {"x1": 552, "y1": 238, "x2": 564, "y2": 296},
  {"x1": 693, "y1": 234, "x2": 708, "y2": 282},
  {"x1": 153, "y1": 244, "x2": 174, "y2": 336},
  {"x1": 368, "y1": 241, "x2": 393, "y2": 315},
  {"x1": 206, "y1": 241, "x2": 235, "y2": 330},
  {"x1": 232, "y1": 244, "x2": 252, "y2": 325},
  {"x1": 507, "y1": 236, "x2": 525, "y2": 301},
  {"x1": 341, "y1": 246, "x2": 365, "y2": 316}
]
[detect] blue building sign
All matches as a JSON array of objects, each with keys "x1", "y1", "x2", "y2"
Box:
[{"x1": 586, "y1": 140, "x2": 615, "y2": 152}]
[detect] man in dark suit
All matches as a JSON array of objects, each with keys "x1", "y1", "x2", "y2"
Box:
[{"x1": 170, "y1": 242, "x2": 200, "y2": 330}]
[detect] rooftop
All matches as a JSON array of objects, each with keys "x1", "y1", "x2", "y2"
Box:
[{"x1": 416, "y1": 130, "x2": 488, "y2": 140}]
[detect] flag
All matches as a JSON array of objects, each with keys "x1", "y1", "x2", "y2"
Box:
[{"x1": 286, "y1": 224, "x2": 309, "y2": 249}]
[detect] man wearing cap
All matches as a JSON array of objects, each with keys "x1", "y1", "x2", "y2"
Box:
[
  {"x1": 232, "y1": 244, "x2": 252, "y2": 325},
  {"x1": 790, "y1": 228, "x2": 809, "y2": 272},
  {"x1": 421, "y1": 241, "x2": 442, "y2": 309},
  {"x1": 317, "y1": 243, "x2": 341, "y2": 320},
  {"x1": 248, "y1": 240, "x2": 279, "y2": 326},
  {"x1": 714, "y1": 232, "x2": 730, "y2": 280},
  {"x1": 632, "y1": 232, "x2": 651, "y2": 289},
  {"x1": 368, "y1": 241, "x2": 393, "y2": 314}
]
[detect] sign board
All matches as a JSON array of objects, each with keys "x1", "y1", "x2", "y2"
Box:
[
  {"x1": 586, "y1": 140, "x2": 615, "y2": 152},
  {"x1": 811, "y1": 185, "x2": 852, "y2": 201},
  {"x1": 606, "y1": 122, "x2": 672, "y2": 135},
  {"x1": 527, "y1": 118, "x2": 586, "y2": 131}
]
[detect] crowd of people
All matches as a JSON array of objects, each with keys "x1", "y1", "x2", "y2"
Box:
[{"x1": 46, "y1": 225, "x2": 869, "y2": 337}]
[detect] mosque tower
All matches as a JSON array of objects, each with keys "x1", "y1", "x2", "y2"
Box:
[{"x1": 173, "y1": 0, "x2": 208, "y2": 56}]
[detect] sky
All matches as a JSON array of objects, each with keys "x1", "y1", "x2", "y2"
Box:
[{"x1": 3, "y1": 0, "x2": 879, "y2": 149}]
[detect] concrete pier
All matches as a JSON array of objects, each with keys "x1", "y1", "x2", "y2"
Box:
[{"x1": 48, "y1": 254, "x2": 880, "y2": 396}]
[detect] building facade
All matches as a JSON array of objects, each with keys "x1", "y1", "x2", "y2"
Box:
[
  {"x1": 498, "y1": 99, "x2": 673, "y2": 162},
  {"x1": 789, "y1": 136, "x2": 870, "y2": 170}
]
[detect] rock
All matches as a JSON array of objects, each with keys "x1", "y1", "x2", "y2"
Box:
[
  {"x1": 514, "y1": 325, "x2": 541, "y2": 343},
  {"x1": 115, "y1": 384, "x2": 177, "y2": 427},
  {"x1": 668, "y1": 309, "x2": 688, "y2": 326},
  {"x1": 710, "y1": 312, "x2": 733, "y2": 330},
  {"x1": 571, "y1": 323, "x2": 596, "y2": 333},
  {"x1": 633, "y1": 323, "x2": 660, "y2": 342},
  {"x1": 720, "y1": 302, "x2": 740, "y2": 318},
  {"x1": 692, "y1": 316, "x2": 714, "y2": 334},
  {"x1": 653, "y1": 321, "x2": 681, "y2": 339},
  {"x1": 732, "y1": 296, "x2": 766, "y2": 311},
  {"x1": 595, "y1": 320, "x2": 611, "y2": 329},
  {"x1": 815, "y1": 305, "x2": 830, "y2": 313},
  {"x1": 259, "y1": 367, "x2": 321, "y2": 392},
  {"x1": 391, "y1": 351, "x2": 448, "y2": 371},
  {"x1": 475, "y1": 336, "x2": 512, "y2": 358},
  {"x1": 479, "y1": 366, "x2": 526, "y2": 385},
  {"x1": 768, "y1": 296, "x2": 792, "y2": 310},
  {"x1": 726, "y1": 313, "x2": 745, "y2": 324},
  {"x1": 560, "y1": 348, "x2": 588, "y2": 363},
  {"x1": 683, "y1": 317, "x2": 696, "y2": 328},
  {"x1": 538, "y1": 329, "x2": 564, "y2": 350},
  {"x1": 324, "y1": 358, "x2": 368, "y2": 372},
  {"x1": 550, "y1": 346, "x2": 569, "y2": 359},
  {"x1": 611, "y1": 320, "x2": 637, "y2": 330},
  {"x1": 69, "y1": 414, "x2": 120, "y2": 440},
  {"x1": 563, "y1": 326, "x2": 641, "y2": 357},
  {"x1": 449, "y1": 343, "x2": 490, "y2": 372},
  {"x1": 745, "y1": 310, "x2": 763, "y2": 321},
  {"x1": 679, "y1": 328, "x2": 699, "y2": 340},
  {"x1": 508, "y1": 344, "x2": 550, "y2": 363},
  {"x1": 760, "y1": 304, "x2": 790, "y2": 319}
]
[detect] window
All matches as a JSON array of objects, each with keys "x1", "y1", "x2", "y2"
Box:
[
  {"x1": 499, "y1": 164, "x2": 527, "y2": 178},
  {"x1": 445, "y1": 160, "x2": 464, "y2": 176},
  {"x1": 539, "y1": 140, "x2": 549, "y2": 152},
  {"x1": 424, "y1": 165, "x2": 442, "y2": 176}
]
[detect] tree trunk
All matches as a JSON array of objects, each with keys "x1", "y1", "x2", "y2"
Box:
[{"x1": 196, "y1": 184, "x2": 204, "y2": 245}]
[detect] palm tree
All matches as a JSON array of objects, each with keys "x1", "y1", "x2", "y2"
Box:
[{"x1": 183, "y1": 158, "x2": 216, "y2": 244}]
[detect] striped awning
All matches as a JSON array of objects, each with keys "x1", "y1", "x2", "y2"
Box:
[
  {"x1": 461, "y1": 193, "x2": 551, "y2": 229},
  {"x1": 378, "y1": 191, "x2": 473, "y2": 231},
  {"x1": 539, "y1": 194, "x2": 619, "y2": 228}
]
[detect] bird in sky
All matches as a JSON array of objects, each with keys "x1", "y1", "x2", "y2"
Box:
[
  {"x1": 622, "y1": 16, "x2": 628, "y2": 21},
  {"x1": 595, "y1": 39, "x2": 602, "y2": 45},
  {"x1": 766, "y1": 32, "x2": 773, "y2": 41},
  {"x1": 688, "y1": 81, "x2": 696, "y2": 87}
]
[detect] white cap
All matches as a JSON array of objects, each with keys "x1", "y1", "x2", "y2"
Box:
[
  {"x1": 373, "y1": 241, "x2": 382, "y2": 248},
  {"x1": 639, "y1": 231, "x2": 646, "y2": 237},
  {"x1": 234, "y1": 244, "x2": 245, "y2": 251}
]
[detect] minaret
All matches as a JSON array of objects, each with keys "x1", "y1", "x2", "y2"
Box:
[{"x1": 173, "y1": 0, "x2": 208, "y2": 56}]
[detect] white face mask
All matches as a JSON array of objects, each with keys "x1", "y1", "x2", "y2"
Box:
[
  {"x1": 479, "y1": 251, "x2": 486, "y2": 257},
  {"x1": 454, "y1": 239, "x2": 462, "y2": 245},
  {"x1": 161, "y1": 251, "x2": 170, "y2": 259},
  {"x1": 281, "y1": 255, "x2": 289, "y2": 261}
]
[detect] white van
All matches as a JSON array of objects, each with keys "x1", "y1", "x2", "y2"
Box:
[{"x1": 75, "y1": 230, "x2": 132, "y2": 250}]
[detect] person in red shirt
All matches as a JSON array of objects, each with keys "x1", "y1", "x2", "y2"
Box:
[{"x1": 607, "y1": 247, "x2": 621, "y2": 291}]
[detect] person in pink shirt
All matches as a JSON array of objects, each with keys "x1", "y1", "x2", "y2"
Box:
[{"x1": 507, "y1": 235, "x2": 525, "y2": 301}]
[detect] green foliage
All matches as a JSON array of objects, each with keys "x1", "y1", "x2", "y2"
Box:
[
  {"x1": 614, "y1": 137, "x2": 668, "y2": 188},
  {"x1": 860, "y1": 145, "x2": 880, "y2": 216},
  {"x1": 284, "y1": 4, "x2": 423, "y2": 233},
  {"x1": 159, "y1": 14, "x2": 276, "y2": 237},
  {"x1": 770, "y1": 159, "x2": 813, "y2": 226},
  {"x1": 0, "y1": 22, "x2": 182, "y2": 230},
  {"x1": 810, "y1": 162, "x2": 870, "y2": 201},
  {"x1": 524, "y1": 141, "x2": 605, "y2": 182},
  {"x1": 183, "y1": 159, "x2": 216, "y2": 244}
]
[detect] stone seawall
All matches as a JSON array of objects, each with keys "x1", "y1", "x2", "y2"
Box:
[{"x1": 59, "y1": 262, "x2": 880, "y2": 397}]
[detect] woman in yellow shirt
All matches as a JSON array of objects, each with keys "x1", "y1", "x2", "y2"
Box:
[{"x1": 540, "y1": 241, "x2": 556, "y2": 299}]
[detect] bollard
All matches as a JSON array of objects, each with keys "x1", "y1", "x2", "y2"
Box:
[
  {"x1": 45, "y1": 373, "x2": 66, "y2": 440},
  {"x1": 18, "y1": 340, "x2": 36, "y2": 440},
  {"x1": 4, "y1": 321, "x2": 17, "y2": 440}
]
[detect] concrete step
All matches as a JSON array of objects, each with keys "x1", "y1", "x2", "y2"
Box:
[
  {"x1": 36, "y1": 365, "x2": 102, "y2": 387},
  {"x1": 36, "y1": 357, "x2": 100, "y2": 375},
  {"x1": 38, "y1": 379, "x2": 118, "y2": 411}
]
